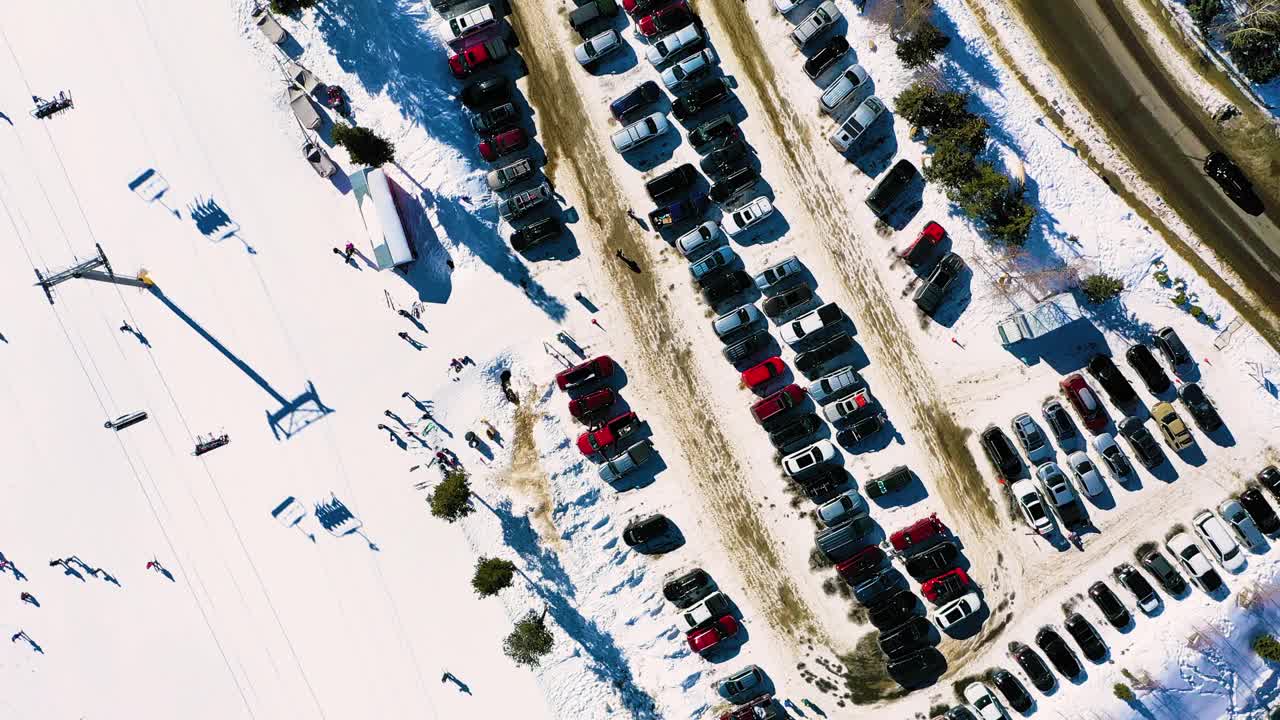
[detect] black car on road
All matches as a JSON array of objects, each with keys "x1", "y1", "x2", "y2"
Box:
[{"x1": 1035, "y1": 627, "x2": 1082, "y2": 679}]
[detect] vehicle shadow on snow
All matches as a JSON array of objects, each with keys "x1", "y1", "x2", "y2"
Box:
[
  {"x1": 847, "y1": 117, "x2": 899, "y2": 178},
  {"x1": 476, "y1": 495, "x2": 663, "y2": 720}
]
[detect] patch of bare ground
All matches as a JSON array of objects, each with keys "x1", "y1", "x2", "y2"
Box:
[{"x1": 505, "y1": 391, "x2": 558, "y2": 545}]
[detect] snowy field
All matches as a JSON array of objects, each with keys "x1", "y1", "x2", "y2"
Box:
[{"x1": 1, "y1": 0, "x2": 1280, "y2": 719}]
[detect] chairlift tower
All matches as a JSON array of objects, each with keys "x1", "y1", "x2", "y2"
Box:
[{"x1": 33, "y1": 244, "x2": 152, "y2": 305}]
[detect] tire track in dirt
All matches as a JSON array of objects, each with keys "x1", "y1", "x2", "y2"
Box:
[{"x1": 509, "y1": 2, "x2": 820, "y2": 641}]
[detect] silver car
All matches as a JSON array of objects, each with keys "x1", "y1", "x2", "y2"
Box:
[
  {"x1": 830, "y1": 96, "x2": 885, "y2": 152},
  {"x1": 676, "y1": 221, "x2": 723, "y2": 258},
  {"x1": 660, "y1": 48, "x2": 716, "y2": 90},
  {"x1": 790, "y1": 0, "x2": 841, "y2": 48},
  {"x1": 754, "y1": 255, "x2": 804, "y2": 293},
  {"x1": 576, "y1": 29, "x2": 623, "y2": 67},
  {"x1": 712, "y1": 304, "x2": 762, "y2": 342},
  {"x1": 816, "y1": 489, "x2": 867, "y2": 528},
  {"x1": 713, "y1": 664, "x2": 767, "y2": 705},
  {"x1": 808, "y1": 366, "x2": 860, "y2": 405},
  {"x1": 645, "y1": 24, "x2": 702, "y2": 66},
  {"x1": 1010, "y1": 412, "x2": 1052, "y2": 464},
  {"x1": 1219, "y1": 499, "x2": 1265, "y2": 552},
  {"x1": 690, "y1": 246, "x2": 737, "y2": 281},
  {"x1": 598, "y1": 440, "x2": 655, "y2": 483},
  {"x1": 819, "y1": 63, "x2": 869, "y2": 116},
  {"x1": 1066, "y1": 451, "x2": 1105, "y2": 497}
]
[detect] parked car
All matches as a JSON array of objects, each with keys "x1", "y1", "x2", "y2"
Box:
[
  {"x1": 913, "y1": 252, "x2": 966, "y2": 314},
  {"x1": 645, "y1": 24, "x2": 703, "y2": 66},
  {"x1": 1087, "y1": 353, "x2": 1138, "y2": 406},
  {"x1": 790, "y1": 0, "x2": 841, "y2": 48},
  {"x1": 1011, "y1": 413, "x2": 1053, "y2": 464},
  {"x1": 1092, "y1": 432, "x2": 1132, "y2": 477},
  {"x1": 1192, "y1": 509, "x2": 1245, "y2": 572},
  {"x1": 835, "y1": 407, "x2": 885, "y2": 447},
  {"x1": 479, "y1": 128, "x2": 528, "y2": 162},
  {"x1": 795, "y1": 333, "x2": 852, "y2": 376},
  {"x1": 751, "y1": 383, "x2": 805, "y2": 424},
  {"x1": 780, "y1": 302, "x2": 844, "y2": 348},
  {"x1": 816, "y1": 489, "x2": 867, "y2": 528},
  {"x1": 714, "y1": 664, "x2": 767, "y2": 705},
  {"x1": 857, "y1": 569, "x2": 905, "y2": 607},
  {"x1": 1035, "y1": 627, "x2": 1081, "y2": 679},
  {"x1": 723, "y1": 329, "x2": 769, "y2": 365},
  {"x1": 637, "y1": 0, "x2": 693, "y2": 37},
  {"x1": 865, "y1": 465, "x2": 912, "y2": 500},
  {"x1": 869, "y1": 589, "x2": 919, "y2": 629},
  {"x1": 808, "y1": 366, "x2": 860, "y2": 405},
  {"x1": 663, "y1": 566, "x2": 713, "y2": 608},
  {"x1": 1114, "y1": 563, "x2": 1159, "y2": 613},
  {"x1": 934, "y1": 592, "x2": 981, "y2": 631},
  {"x1": 1239, "y1": 486, "x2": 1280, "y2": 535},
  {"x1": 569, "y1": 0, "x2": 621, "y2": 34},
  {"x1": 712, "y1": 304, "x2": 763, "y2": 343},
  {"x1": 1154, "y1": 326, "x2": 1192, "y2": 367},
  {"x1": 921, "y1": 568, "x2": 971, "y2": 604},
  {"x1": 450, "y1": 38, "x2": 508, "y2": 78},
  {"x1": 1261, "y1": 466, "x2": 1280, "y2": 499},
  {"x1": 980, "y1": 425, "x2": 1022, "y2": 479},
  {"x1": 990, "y1": 669, "x2": 1033, "y2": 713},
  {"x1": 556, "y1": 355, "x2": 614, "y2": 391},
  {"x1": 709, "y1": 166, "x2": 760, "y2": 205},
  {"x1": 830, "y1": 96, "x2": 887, "y2": 152},
  {"x1": 878, "y1": 616, "x2": 932, "y2": 658},
  {"x1": 623, "y1": 0, "x2": 663, "y2": 16},
  {"x1": 1178, "y1": 382, "x2": 1222, "y2": 432},
  {"x1": 835, "y1": 545, "x2": 885, "y2": 584},
  {"x1": 1151, "y1": 402, "x2": 1194, "y2": 450},
  {"x1": 497, "y1": 182, "x2": 552, "y2": 220},
  {"x1": 768, "y1": 414, "x2": 822, "y2": 452},
  {"x1": 445, "y1": 4, "x2": 496, "y2": 41},
  {"x1": 690, "y1": 246, "x2": 738, "y2": 282},
  {"x1": 661, "y1": 48, "x2": 716, "y2": 91},
  {"x1": 672, "y1": 77, "x2": 732, "y2": 121},
  {"x1": 819, "y1": 63, "x2": 869, "y2": 116},
  {"x1": 681, "y1": 591, "x2": 732, "y2": 629},
  {"x1": 721, "y1": 196, "x2": 774, "y2": 237},
  {"x1": 700, "y1": 270, "x2": 752, "y2": 304},
  {"x1": 865, "y1": 159, "x2": 917, "y2": 217},
  {"x1": 610, "y1": 81, "x2": 661, "y2": 121},
  {"x1": 1007, "y1": 644, "x2": 1055, "y2": 693},
  {"x1": 963, "y1": 682, "x2": 1009, "y2": 720},
  {"x1": 688, "y1": 114, "x2": 738, "y2": 149},
  {"x1": 650, "y1": 191, "x2": 710, "y2": 228},
  {"x1": 1041, "y1": 398, "x2": 1075, "y2": 442},
  {"x1": 1118, "y1": 415, "x2": 1164, "y2": 468},
  {"x1": 487, "y1": 156, "x2": 535, "y2": 191},
  {"x1": 890, "y1": 514, "x2": 947, "y2": 553},
  {"x1": 1037, "y1": 461, "x2": 1085, "y2": 528},
  {"x1": 1219, "y1": 499, "x2": 1265, "y2": 553},
  {"x1": 1166, "y1": 532, "x2": 1223, "y2": 592},
  {"x1": 611, "y1": 112, "x2": 669, "y2": 153},
  {"x1": 471, "y1": 102, "x2": 519, "y2": 135},
  {"x1": 646, "y1": 163, "x2": 698, "y2": 204},
  {"x1": 742, "y1": 357, "x2": 786, "y2": 390},
  {"x1": 904, "y1": 540, "x2": 958, "y2": 580},
  {"x1": 1125, "y1": 344, "x2": 1171, "y2": 393},
  {"x1": 1066, "y1": 451, "x2": 1106, "y2": 497},
  {"x1": 510, "y1": 217, "x2": 561, "y2": 252},
  {"x1": 754, "y1": 256, "x2": 804, "y2": 293},
  {"x1": 598, "y1": 439, "x2": 656, "y2": 483},
  {"x1": 1064, "y1": 612, "x2": 1106, "y2": 662},
  {"x1": 1204, "y1": 151, "x2": 1263, "y2": 213},
  {"x1": 1010, "y1": 479, "x2": 1053, "y2": 535},
  {"x1": 577, "y1": 411, "x2": 640, "y2": 456},
  {"x1": 700, "y1": 137, "x2": 751, "y2": 178},
  {"x1": 1139, "y1": 548, "x2": 1187, "y2": 595},
  {"x1": 460, "y1": 76, "x2": 510, "y2": 109},
  {"x1": 822, "y1": 387, "x2": 875, "y2": 423},
  {"x1": 1060, "y1": 373, "x2": 1107, "y2": 432},
  {"x1": 901, "y1": 221, "x2": 945, "y2": 268},
  {"x1": 762, "y1": 284, "x2": 814, "y2": 318},
  {"x1": 623, "y1": 513, "x2": 671, "y2": 547},
  {"x1": 804, "y1": 35, "x2": 850, "y2": 80},
  {"x1": 782, "y1": 440, "x2": 837, "y2": 477},
  {"x1": 886, "y1": 647, "x2": 945, "y2": 686},
  {"x1": 569, "y1": 388, "x2": 616, "y2": 419},
  {"x1": 676, "y1": 221, "x2": 723, "y2": 259},
  {"x1": 686, "y1": 614, "x2": 738, "y2": 654}
]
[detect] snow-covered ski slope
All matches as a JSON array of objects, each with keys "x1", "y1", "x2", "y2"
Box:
[{"x1": 0, "y1": 2, "x2": 560, "y2": 718}]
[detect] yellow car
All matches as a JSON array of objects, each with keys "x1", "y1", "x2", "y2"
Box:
[{"x1": 1151, "y1": 402, "x2": 1194, "y2": 450}]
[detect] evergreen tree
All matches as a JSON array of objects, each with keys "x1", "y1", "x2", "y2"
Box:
[
  {"x1": 271, "y1": 0, "x2": 317, "y2": 14},
  {"x1": 504, "y1": 610, "x2": 555, "y2": 668},
  {"x1": 472, "y1": 557, "x2": 516, "y2": 597},
  {"x1": 332, "y1": 124, "x2": 396, "y2": 167},
  {"x1": 924, "y1": 116, "x2": 989, "y2": 189},
  {"x1": 1187, "y1": 0, "x2": 1224, "y2": 31},
  {"x1": 955, "y1": 163, "x2": 1011, "y2": 220},
  {"x1": 1080, "y1": 273, "x2": 1125, "y2": 303},
  {"x1": 428, "y1": 471, "x2": 475, "y2": 523},
  {"x1": 896, "y1": 22, "x2": 952, "y2": 69},
  {"x1": 894, "y1": 83, "x2": 971, "y2": 132},
  {"x1": 987, "y1": 195, "x2": 1036, "y2": 246},
  {"x1": 1113, "y1": 683, "x2": 1135, "y2": 702},
  {"x1": 1254, "y1": 633, "x2": 1280, "y2": 662}
]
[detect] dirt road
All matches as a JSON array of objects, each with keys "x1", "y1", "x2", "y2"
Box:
[{"x1": 1008, "y1": 0, "x2": 1280, "y2": 344}]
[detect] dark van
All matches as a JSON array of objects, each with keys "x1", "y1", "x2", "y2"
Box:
[{"x1": 865, "y1": 159, "x2": 917, "y2": 218}]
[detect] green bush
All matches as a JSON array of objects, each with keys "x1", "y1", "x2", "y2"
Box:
[
  {"x1": 504, "y1": 610, "x2": 555, "y2": 668},
  {"x1": 1187, "y1": 0, "x2": 1224, "y2": 30},
  {"x1": 1080, "y1": 273, "x2": 1125, "y2": 303},
  {"x1": 924, "y1": 117, "x2": 989, "y2": 189},
  {"x1": 428, "y1": 471, "x2": 475, "y2": 523},
  {"x1": 472, "y1": 557, "x2": 516, "y2": 597},
  {"x1": 1227, "y1": 20, "x2": 1280, "y2": 84},
  {"x1": 893, "y1": 83, "x2": 972, "y2": 132},
  {"x1": 271, "y1": 0, "x2": 317, "y2": 14},
  {"x1": 955, "y1": 163, "x2": 1011, "y2": 218},
  {"x1": 896, "y1": 22, "x2": 952, "y2": 69},
  {"x1": 1253, "y1": 633, "x2": 1280, "y2": 662},
  {"x1": 1113, "y1": 682, "x2": 1135, "y2": 702},
  {"x1": 332, "y1": 123, "x2": 395, "y2": 167}
]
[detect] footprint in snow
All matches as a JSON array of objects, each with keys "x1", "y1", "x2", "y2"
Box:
[
  {"x1": 602, "y1": 537, "x2": 619, "y2": 551},
  {"x1": 679, "y1": 672, "x2": 702, "y2": 691},
  {"x1": 591, "y1": 515, "x2": 610, "y2": 530}
]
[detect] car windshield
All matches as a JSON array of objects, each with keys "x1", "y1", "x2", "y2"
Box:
[
  {"x1": 795, "y1": 454, "x2": 816, "y2": 470},
  {"x1": 1077, "y1": 459, "x2": 1094, "y2": 474},
  {"x1": 732, "y1": 210, "x2": 751, "y2": 225},
  {"x1": 944, "y1": 606, "x2": 965, "y2": 623},
  {"x1": 1027, "y1": 502, "x2": 1046, "y2": 521},
  {"x1": 643, "y1": 118, "x2": 657, "y2": 133}
]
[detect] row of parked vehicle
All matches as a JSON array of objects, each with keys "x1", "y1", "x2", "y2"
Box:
[{"x1": 939, "y1": 467, "x2": 1280, "y2": 720}]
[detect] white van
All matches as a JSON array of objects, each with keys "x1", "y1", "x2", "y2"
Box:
[
  {"x1": 830, "y1": 96, "x2": 885, "y2": 152},
  {"x1": 611, "y1": 112, "x2": 669, "y2": 153},
  {"x1": 446, "y1": 5, "x2": 496, "y2": 42},
  {"x1": 820, "y1": 64, "x2": 869, "y2": 117}
]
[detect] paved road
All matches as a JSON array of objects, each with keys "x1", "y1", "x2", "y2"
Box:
[{"x1": 1011, "y1": 0, "x2": 1280, "y2": 326}]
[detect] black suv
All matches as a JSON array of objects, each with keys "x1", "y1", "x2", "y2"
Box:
[
  {"x1": 991, "y1": 669, "x2": 1033, "y2": 713},
  {"x1": 645, "y1": 163, "x2": 698, "y2": 205},
  {"x1": 836, "y1": 413, "x2": 884, "y2": 447},
  {"x1": 868, "y1": 589, "x2": 918, "y2": 629},
  {"x1": 1119, "y1": 416, "x2": 1164, "y2": 469},
  {"x1": 1035, "y1": 627, "x2": 1082, "y2": 679},
  {"x1": 663, "y1": 568, "x2": 713, "y2": 608},
  {"x1": 803, "y1": 35, "x2": 849, "y2": 80},
  {"x1": 470, "y1": 102, "x2": 519, "y2": 135},
  {"x1": 885, "y1": 647, "x2": 944, "y2": 686},
  {"x1": 795, "y1": 333, "x2": 853, "y2": 377},
  {"x1": 1088, "y1": 580, "x2": 1131, "y2": 628},
  {"x1": 672, "y1": 77, "x2": 732, "y2": 121},
  {"x1": 460, "y1": 76, "x2": 511, "y2": 109},
  {"x1": 699, "y1": 137, "x2": 751, "y2": 178},
  {"x1": 1011, "y1": 643, "x2": 1055, "y2": 692},
  {"x1": 700, "y1": 270, "x2": 752, "y2": 305},
  {"x1": 762, "y1": 284, "x2": 814, "y2": 318},
  {"x1": 1064, "y1": 612, "x2": 1107, "y2": 662},
  {"x1": 865, "y1": 159, "x2": 917, "y2": 218},
  {"x1": 980, "y1": 425, "x2": 1022, "y2": 479},
  {"x1": 1139, "y1": 548, "x2": 1188, "y2": 595},
  {"x1": 1125, "y1": 344, "x2": 1171, "y2": 393},
  {"x1": 1261, "y1": 465, "x2": 1280, "y2": 499},
  {"x1": 878, "y1": 616, "x2": 932, "y2": 658},
  {"x1": 708, "y1": 166, "x2": 759, "y2": 204},
  {"x1": 1087, "y1": 354, "x2": 1137, "y2": 406},
  {"x1": 511, "y1": 217, "x2": 561, "y2": 252},
  {"x1": 1240, "y1": 486, "x2": 1280, "y2": 535},
  {"x1": 1155, "y1": 326, "x2": 1192, "y2": 366},
  {"x1": 689, "y1": 114, "x2": 739, "y2": 150},
  {"x1": 903, "y1": 541, "x2": 958, "y2": 580},
  {"x1": 1178, "y1": 382, "x2": 1222, "y2": 432},
  {"x1": 768, "y1": 414, "x2": 822, "y2": 453},
  {"x1": 1204, "y1": 151, "x2": 1263, "y2": 215},
  {"x1": 1115, "y1": 563, "x2": 1158, "y2": 613}
]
